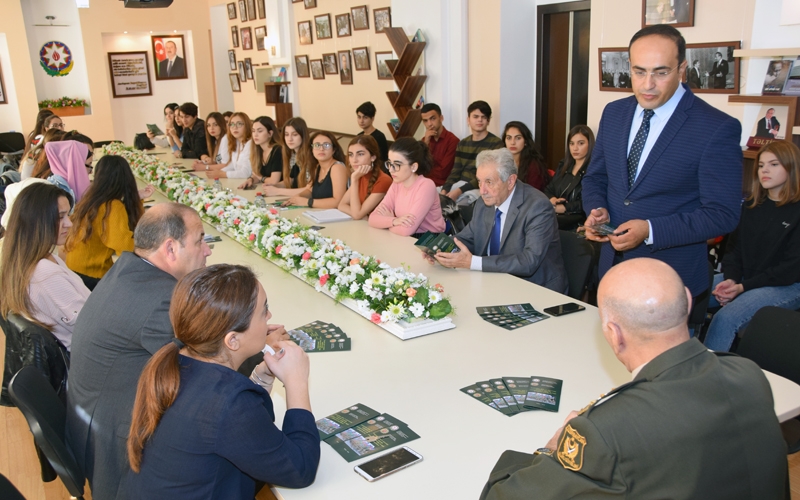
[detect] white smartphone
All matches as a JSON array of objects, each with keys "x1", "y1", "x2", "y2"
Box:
[{"x1": 353, "y1": 446, "x2": 423, "y2": 482}]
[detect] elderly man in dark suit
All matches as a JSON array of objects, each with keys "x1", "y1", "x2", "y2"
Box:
[
  {"x1": 430, "y1": 147, "x2": 568, "y2": 293},
  {"x1": 480, "y1": 258, "x2": 787, "y2": 499}
]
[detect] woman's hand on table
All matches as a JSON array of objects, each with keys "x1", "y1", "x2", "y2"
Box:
[
  {"x1": 392, "y1": 214, "x2": 416, "y2": 228},
  {"x1": 138, "y1": 184, "x2": 155, "y2": 199},
  {"x1": 206, "y1": 171, "x2": 222, "y2": 180},
  {"x1": 173, "y1": 150, "x2": 182, "y2": 159},
  {"x1": 238, "y1": 176, "x2": 255, "y2": 189},
  {"x1": 191, "y1": 160, "x2": 206, "y2": 171},
  {"x1": 286, "y1": 195, "x2": 307, "y2": 206}
]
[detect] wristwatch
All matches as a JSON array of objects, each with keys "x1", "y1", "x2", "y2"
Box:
[
  {"x1": 307, "y1": 197, "x2": 314, "y2": 207},
  {"x1": 205, "y1": 164, "x2": 209, "y2": 171},
  {"x1": 534, "y1": 448, "x2": 554, "y2": 456}
]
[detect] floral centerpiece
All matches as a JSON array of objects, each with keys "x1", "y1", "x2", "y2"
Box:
[
  {"x1": 102, "y1": 143, "x2": 453, "y2": 330},
  {"x1": 39, "y1": 96, "x2": 88, "y2": 117}
]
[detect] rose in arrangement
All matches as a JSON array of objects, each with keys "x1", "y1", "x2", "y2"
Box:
[{"x1": 38, "y1": 96, "x2": 89, "y2": 109}]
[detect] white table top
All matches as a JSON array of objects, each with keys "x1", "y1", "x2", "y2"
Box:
[{"x1": 137, "y1": 160, "x2": 800, "y2": 499}]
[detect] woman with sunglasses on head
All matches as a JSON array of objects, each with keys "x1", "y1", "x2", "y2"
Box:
[
  {"x1": 264, "y1": 118, "x2": 312, "y2": 197},
  {"x1": 338, "y1": 135, "x2": 391, "y2": 219},
  {"x1": 369, "y1": 138, "x2": 445, "y2": 236},
  {"x1": 543, "y1": 125, "x2": 595, "y2": 230},
  {"x1": 238, "y1": 116, "x2": 283, "y2": 189},
  {"x1": 284, "y1": 131, "x2": 347, "y2": 208},
  {"x1": 206, "y1": 112, "x2": 252, "y2": 180},
  {"x1": 147, "y1": 103, "x2": 182, "y2": 149},
  {"x1": 191, "y1": 112, "x2": 229, "y2": 173}
]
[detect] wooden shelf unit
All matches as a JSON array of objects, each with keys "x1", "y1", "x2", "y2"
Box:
[
  {"x1": 264, "y1": 81, "x2": 293, "y2": 128},
  {"x1": 382, "y1": 27, "x2": 426, "y2": 140}
]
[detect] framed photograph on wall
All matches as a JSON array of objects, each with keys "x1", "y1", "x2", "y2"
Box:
[
  {"x1": 375, "y1": 51, "x2": 393, "y2": 80},
  {"x1": 310, "y1": 59, "x2": 324, "y2": 80},
  {"x1": 322, "y1": 53, "x2": 338, "y2": 74},
  {"x1": 254, "y1": 26, "x2": 267, "y2": 51},
  {"x1": 353, "y1": 47, "x2": 370, "y2": 71},
  {"x1": 0, "y1": 63, "x2": 6, "y2": 104},
  {"x1": 241, "y1": 27, "x2": 253, "y2": 50},
  {"x1": 228, "y1": 49, "x2": 237, "y2": 70},
  {"x1": 304, "y1": 0, "x2": 317, "y2": 8},
  {"x1": 239, "y1": 0, "x2": 247, "y2": 21},
  {"x1": 246, "y1": 0, "x2": 256, "y2": 21},
  {"x1": 256, "y1": 0, "x2": 266, "y2": 19},
  {"x1": 227, "y1": 2, "x2": 236, "y2": 19},
  {"x1": 244, "y1": 58, "x2": 254, "y2": 80},
  {"x1": 230, "y1": 73, "x2": 241, "y2": 92},
  {"x1": 108, "y1": 51, "x2": 152, "y2": 98},
  {"x1": 745, "y1": 102, "x2": 792, "y2": 150},
  {"x1": 642, "y1": 0, "x2": 694, "y2": 28},
  {"x1": 683, "y1": 41, "x2": 741, "y2": 94},
  {"x1": 598, "y1": 48, "x2": 632, "y2": 92},
  {"x1": 238, "y1": 60, "x2": 247, "y2": 82},
  {"x1": 298, "y1": 20, "x2": 313, "y2": 45},
  {"x1": 335, "y1": 14, "x2": 351, "y2": 37},
  {"x1": 374, "y1": 7, "x2": 391, "y2": 33},
  {"x1": 151, "y1": 35, "x2": 188, "y2": 80},
  {"x1": 338, "y1": 50, "x2": 353, "y2": 85},
  {"x1": 351, "y1": 5, "x2": 369, "y2": 30},
  {"x1": 315, "y1": 14, "x2": 332, "y2": 40},
  {"x1": 231, "y1": 26, "x2": 240, "y2": 48},
  {"x1": 295, "y1": 55, "x2": 310, "y2": 78}
]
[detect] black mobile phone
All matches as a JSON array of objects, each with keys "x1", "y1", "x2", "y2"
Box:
[
  {"x1": 354, "y1": 447, "x2": 423, "y2": 482},
  {"x1": 543, "y1": 302, "x2": 586, "y2": 317},
  {"x1": 243, "y1": 183, "x2": 257, "y2": 190}
]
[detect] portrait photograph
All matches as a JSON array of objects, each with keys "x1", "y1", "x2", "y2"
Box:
[
  {"x1": 642, "y1": 0, "x2": 694, "y2": 28},
  {"x1": 338, "y1": 50, "x2": 353, "y2": 85},
  {"x1": 310, "y1": 59, "x2": 324, "y2": 80},
  {"x1": 351, "y1": 5, "x2": 369, "y2": 30},
  {"x1": 322, "y1": 53, "x2": 338, "y2": 74},
  {"x1": 254, "y1": 26, "x2": 267, "y2": 51},
  {"x1": 230, "y1": 73, "x2": 241, "y2": 92},
  {"x1": 683, "y1": 42, "x2": 740, "y2": 94},
  {"x1": 598, "y1": 48, "x2": 632, "y2": 92},
  {"x1": 749, "y1": 104, "x2": 789, "y2": 142},
  {"x1": 238, "y1": 60, "x2": 247, "y2": 82},
  {"x1": 375, "y1": 51, "x2": 393, "y2": 80},
  {"x1": 336, "y1": 13, "x2": 351, "y2": 37},
  {"x1": 304, "y1": 0, "x2": 317, "y2": 8},
  {"x1": 374, "y1": 7, "x2": 391, "y2": 33},
  {"x1": 227, "y1": 2, "x2": 236, "y2": 20},
  {"x1": 231, "y1": 26, "x2": 239, "y2": 48},
  {"x1": 295, "y1": 54, "x2": 310, "y2": 78},
  {"x1": 353, "y1": 47, "x2": 370, "y2": 71},
  {"x1": 315, "y1": 14, "x2": 332, "y2": 40},
  {"x1": 239, "y1": 0, "x2": 247, "y2": 21},
  {"x1": 241, "y1": 27, "x2": 253, "y2": 50},
  {"x1": 298, "y1": 20, "x2": 313, "y2": 45},
  {"x1": 256, "y1": 0, "x2": 266, "y2": 20},
  {"x1": 228, "y1": 49, "x2": 237, "y2": 71},
  {"x1": 762, "y1": 59, "x2": 793, "y2": 94},
  {"x1": 246, "y1": 0, "x2": 256, "y2": 22},
  {"x1": 152, "y1": 35, "x2": 188, "y2": 81},
  {"x1": 244, "y1": 57, "x2": 254, "y2": 80}
]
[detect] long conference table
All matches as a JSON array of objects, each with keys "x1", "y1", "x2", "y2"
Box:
[{"x1": 137, "y1": 151, "x2": 800, "y2": 499}]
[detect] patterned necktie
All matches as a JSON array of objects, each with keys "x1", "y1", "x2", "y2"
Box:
[
  {"x1": 627, "y1": 109, "x2": 655, "y2": 188},
  {"x1": 489, "y1": 209, "x2": 502, "y2": 256}
]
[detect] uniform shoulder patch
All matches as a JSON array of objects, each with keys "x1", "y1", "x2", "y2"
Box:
[{"x1": 556, "y1": 423, "x2": 587, "y2": 471}]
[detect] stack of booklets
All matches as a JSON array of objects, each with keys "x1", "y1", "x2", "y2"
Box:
[
  {"x1": 414, "y1": 231, "x2": 458, "y2": 257},
  {"x1": 288, "y1": 321, "x2": 350, "y2": 352},
  {"x1": 316, "y1": 404, "x2": 420, "y2": 462},
  {"x1": 477, "y1": 303, "x2": 548, "y2": 330},
  {"x1": 460, "y1": 376, "x2": 563, "y2": 416},
  {"x1": 302, "y1": 209, "x2": 352, "y2": 223}
]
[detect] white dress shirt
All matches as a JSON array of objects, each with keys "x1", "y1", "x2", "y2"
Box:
[
  {"x1": 470, "y1": 185, "x2": 517, "y2": 271},
  {"x1": 222, "y1": 138, "x2": 252, "y2": 179}
]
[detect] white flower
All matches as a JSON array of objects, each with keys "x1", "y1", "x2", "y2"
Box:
[
  {"x1": 369, "y1": 273, "x2": 384, "y2": 286},
  {"x1": 410, "y1": 302, "x2": 425, "y2": 318},
  {"x1": 429, "y1": 290, "x2": 442, "y2": 304},
  {"x1": 387, "y1": 303, "x2": 405, "y2": 318},
  {"x1": 349, "y1": 282, "x2": 360, "y2": 294},
  {"x1": 357, "y1": 300, "x2": 370, "y2": 312}
]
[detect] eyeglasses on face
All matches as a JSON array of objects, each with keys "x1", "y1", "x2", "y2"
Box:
[
  {"x1": 229, "y1": 121, "x2": 246, "y2": 129},
  {"x1": 384, "y1": 160, "x2": 408, "y2": 172},
  {"x1": 50, "y1": 122, "x2": 65, "y2": 130},
  {"x1": 631, "y1": 65, "x2": 679, "y2": 81},
  {"x1": 312, "y1": 142, "x2": 333, "y2": 150}
]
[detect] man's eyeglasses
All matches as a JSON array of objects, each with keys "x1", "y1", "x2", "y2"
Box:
[
  {"x1": 384, "y1": 161, "x2": 408, "y2": 172},
  {"x1": 312, "y1": 142, "x2": 333, "y2": 150},
  {"x1": 631, "y1": 66, "x2": 679, "y2": 82},
  {"x1": 229, "y1": 121, "x2": 245, "y2": 129}
]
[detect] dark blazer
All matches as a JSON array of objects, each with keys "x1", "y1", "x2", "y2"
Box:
[
  {"x1": 582, "y1": 84, "x2": 742, "y2": 296},
  {"x1": 66, "y1": 252, "x2": 177, "y2": 500},
  {"x1": 180, "y1": 118, "x2": 208, "y2": 159},
  {"x1": 711, "y1": 59, "x2": 729, "y2": 88},
  {"x1": 755, "y1": 116, "x2": 780, "y2": 138},
  {"x1": 158, "y1": 56, "x2": 186, "y2": 78},
  {"x1": 480, "y1": 339, "x2": 787, "y2": 499},
  {"x1": 687, "y1": 66, "x2": 702, "y2": 88},
  {"x1": 456, "y1": 182, "x2": 568, "y2": 294}
]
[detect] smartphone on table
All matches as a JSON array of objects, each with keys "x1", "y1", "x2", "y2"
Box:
[
  {"x1": 543, "y1": 302, "x2": 586, "y2": 317},
  {"x1": 353, "y1": 447, "x2": 423, "y2": 482}
]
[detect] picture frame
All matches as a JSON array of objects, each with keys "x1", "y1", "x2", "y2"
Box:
[
  {"x1": 642, "y1": 0, "x2": 694, "y2": 28},
  {"x1": 292, "y1": 0, "x2": 302, "y2": 2},
  {"x1": 353, "y1": 47, "x2": 370, "y2": 71},
  {"x1": 108, "y1": 51, "x2": 152, "y2": 98},
  {"x1": 254, "y1": 26, "x2": 267, "y2": 51},
  {"x1": 683, "y1": 41, "x2": 741, "y2": 94},
  {"x1": 351, "y1": 5, "x2": 369, "y2": 31},
  {"x1": 227, "y1": 2, "x2": 236, "y2": 20},
  {"x1": 338, "y1": 50, "x2": 353, "y2": 85},
  {"x1": 310, "y1": 59, "x2": 325, "y2": 80},
  {"x1": 231, "y1": 26, "x2": 239, "y2": 48},
  {"x1": 374, "y1": 7, "x2": 391, "y2": 33},
  {"x1": 239, "y1": 0, "x2": 247, "y2": 21},
  {"x1": 322, "y1": 53, "x2": 338, "y2": 74},
  {"x1": 244, "y1": 57, "x2": 254, "y2": 80},
  {"x1": 375, "y1": 51, "x2": 393, "y2": 80},
  {"x1": 230, "y1": 73, "x2": 241, "y2": 92},
  {"x1": 238, "y1": 60, "x2": 247, "y2": 82},
  {"x1": 761, "y1": 59, "x2": 793, "y2": 94},
  {"x1": 151, "y1": 35, "x2": 188, "y2": 81},
  {"x1": 228, "y1": 49, "x2": 237, "y2": 71},
  {"x1": 295, "y1": 55, "x2": 310, "y2": 78},
  {"x1": 335, "y1": 13, "x2": 351, "y2": 37},
  {"x1": 256, "y1": 0, "x2": 266, "y2": 19},
  {"x1": 246, "y1": 0, "x2": 256, "y2": 22},
  {"x1": 598, "y1": 48, "x2": 632, "y2": 92},
  {"x1": 0, "y1": 63, "x2": 6, "y2": 104},
  {"x1": 298, "y1": 20, "x2": 313, "y2": 45},
  {"x1": 241, "y1": 27, "x2": 253, "y2": 50},
  {"x1": 315, "y1": 14, "x2": 332, "y2": 40},
  {"x1": 748, "y1": 104, "x2": 791, "y2": 143},
  {"x1": 304, "y1": 0, "x2": 317, "y2": 8}
]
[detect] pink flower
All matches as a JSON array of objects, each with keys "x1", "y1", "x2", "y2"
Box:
[
  {"x1": 434, "y1": 283, "x2": 444, "y2": 292},
  {"x1": 406, "y1": 287, "x2": 417, "y2": 298},
  {"x1": 370, "y1": 313, "x2": 381, "y2": 324},
  {"x1": 302, "y1": 251, "x2": 311, "y2": 260},
  {"x1": 349, "y1": 258, "x2": 360, "y2": 266},
  {"x1": 269, "y1": 208, "x2": 278, "y2": 215},
  {"x1": 218, "y1": 210, "x2": 224, "y2": 217},
  {"x1": 275, "y1": 245, "x2": 282, "y2": 254},
  {"x1": 248, "y1": 234, "x2": 256, "y2": 241},
  {"x1": 319, "y1": 274, "x2": 329, "y2": 286},
  {"x1": 205, "y1": 203, "x2": 211, "y2": 210},
  {"x1": 184, "y1": 188, "x2": 190, "y2": 194},
  {"x1": 233, "y1": 218, "x2": 241, "y2": 225}
]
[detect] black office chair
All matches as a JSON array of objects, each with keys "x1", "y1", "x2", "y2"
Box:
[
  {"x1": 735, "y1": 306, "x2": 800, "y2": 454},
  {"x1": 92, "y1": 140, "x2": 123, "y2": 148},
  {"x1": 0, "y1": 473, "x2": 26, "y2": 500},
  {"x1": 8, "y1": 366, "x2": 86, "y2": 498},
  {"x1": 558, "y1": 230, "x2": 596, "y2": 300},
  {"x1": 0, "y1": 132, "x2": 26, "y2": 172},
  {"x1": 689, "y1": 261, "x2": 714, "y2": 341}
]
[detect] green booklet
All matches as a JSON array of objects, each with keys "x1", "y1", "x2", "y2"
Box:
[
  {"x1": 474, "y1": 380, "x2": 518, "y2": 416},
  {"x1": 315, "y1": 404, "x2": 379, "y2": 440},
  {"x1": 477, "y1": 304, "x2": 549, "y2": 330},
  {"x1": 414, "y1": 231, "x2": 459, "y2": 257},
  {"x1": 288, "y1": 321, "x2": 350, "y2": 352},
  {"x1": 523, "y1": 376, "x2": 563, "y2": 412},
  {"x1": 460, "y1": 383, "x2": 502, "y2": 413},
  {"x1": 146, "y1": 123, "x2": 164, "y2": 136},
  {"x1": 323, "y1": 414, "x2": 420, "y2": 462},
  {"x1": 502, "y1": 376, "x2": 533, "y2": 408}
]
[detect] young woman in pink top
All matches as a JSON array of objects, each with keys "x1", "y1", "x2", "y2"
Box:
[{"x1": 369, "y1": 137, "x2": 445, "y2": 236}]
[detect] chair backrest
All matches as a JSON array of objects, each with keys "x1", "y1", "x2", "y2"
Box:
[
  {"x1": 559, "y1": 230, "x2": 595, "y2": 300},
  {"x1": 8, "y1": 366, "x2": 85, "y2": 498},
  {"x1": 736, "y1": 306, "x2": 800, "y2": 386},
  {"x1": 0, "y1": 132, "x2": 26, "y2": 155},
  {"x1": 92, "y1": 140, "x2": 123, "y2": 148}
]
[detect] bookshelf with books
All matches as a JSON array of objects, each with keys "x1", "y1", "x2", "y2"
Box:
[
  {"x1": 264, "y1": 81, "x2": 292, "y2": 128},
  {"x1": 382, "y1": 27, "x2": 427, "y2": 139}
]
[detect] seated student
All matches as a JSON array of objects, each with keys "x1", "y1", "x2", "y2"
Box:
[
  {"x1": 543, "y1": 125, "x2": 595, "y2": 230},
  {"x1": 146, "y1": 103, "x2": 181, "y2": 149},
  {"x1": 0, "y1": 183, "x2": 91, "y2": 351},
  {"x1": 126, "y1": 264, "x2": 319, "y2": 497},
  {"x1": 20, "y1": 128, "x2": 65, "y2": 180},
  {"x1": 704, "y1": 140, "x2": 800, "y2": 352},
  {"x1": 65, "y1": 156, "x2": 153, "y2": 291},
  {"x1": 62, "y1": 130, "x2": 95, "y2": 171},
  {"x1": 35, "y1": 141, "x2": 92, "y2": 204},
  {"x1": 44, "y1": 114, "x2": 65, "y2": 132},
  {"x1": 207, "y1": 112, "x2": 252, "y2": 180},
  {"x1": 369, "y1": 138, "x2": 445, "y2": 236},
  {"x1": 421, "y1": 103, "x2": 459, "y2": 187},
  {"x1": 356, "y1": 101, "x2": 389, "y2": 165},
  {"x1": 238, "y1": 116, "x2": 283, "y2": 189},
  {"x1": 175, "y1": 102, "x2": 207, "y2": 159},
  {"x1": 192, "y1": 112, "x2": 229, "y2": 171},
  {"x1": 441, "y1": 100, "x2": 504, "y2": 206},
  {"x1": 338, "y1": 135, "x2": 392, "y2": 219},
  {"x1": 222, "y1": 110, "x2": 233, "y2": 125},
  {"x1": 167, "y1": 106, "x2": 185, "y2": 152},
  {"x1": 285, "y1": 131, "x2": 348, "y2": 208},
  {"x1": 264, "y1": 117, "x2": 312, "y2": 197},
  {"x1": 503, "y1": 121, "x2": 550, "y2": 191},
  {"x1": 23, "y1": 109, "x2": 54, "y2": 157}
]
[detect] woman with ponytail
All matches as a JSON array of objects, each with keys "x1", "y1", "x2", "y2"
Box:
[
  {"x1": 338, "y1": 135, "x2": 391, "y2": 219},
  {"x1": 126, "y1": 264, "x2": 319, "y2": 496}
]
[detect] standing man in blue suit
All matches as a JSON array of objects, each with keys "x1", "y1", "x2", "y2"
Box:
[{"x1": 583, "y1": 25, "x2": 742, "y2": 300}]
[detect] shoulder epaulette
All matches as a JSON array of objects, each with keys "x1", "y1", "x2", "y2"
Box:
[{"x1": 579, "y1": 379, "x2": 646, "y2": 417}]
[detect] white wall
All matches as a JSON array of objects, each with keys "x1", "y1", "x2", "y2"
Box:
[
  {"x1": 210, "y1": 4, "x2": 234, "y2": 113},
  {"x1": 498, "y1": 0, "x2": 537, "y2": 131},
  {"x1": 0, "y1": 34, "x2": 23, "y2": 132}
]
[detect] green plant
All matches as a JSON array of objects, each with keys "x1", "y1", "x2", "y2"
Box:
[{"x1": 38, "y1": 96, "x2": 88, "y2": 109}]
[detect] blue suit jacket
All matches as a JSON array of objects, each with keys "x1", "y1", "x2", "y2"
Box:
[{"x1": 582, "y1": 84, "x2": 742, "y2": 296}]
